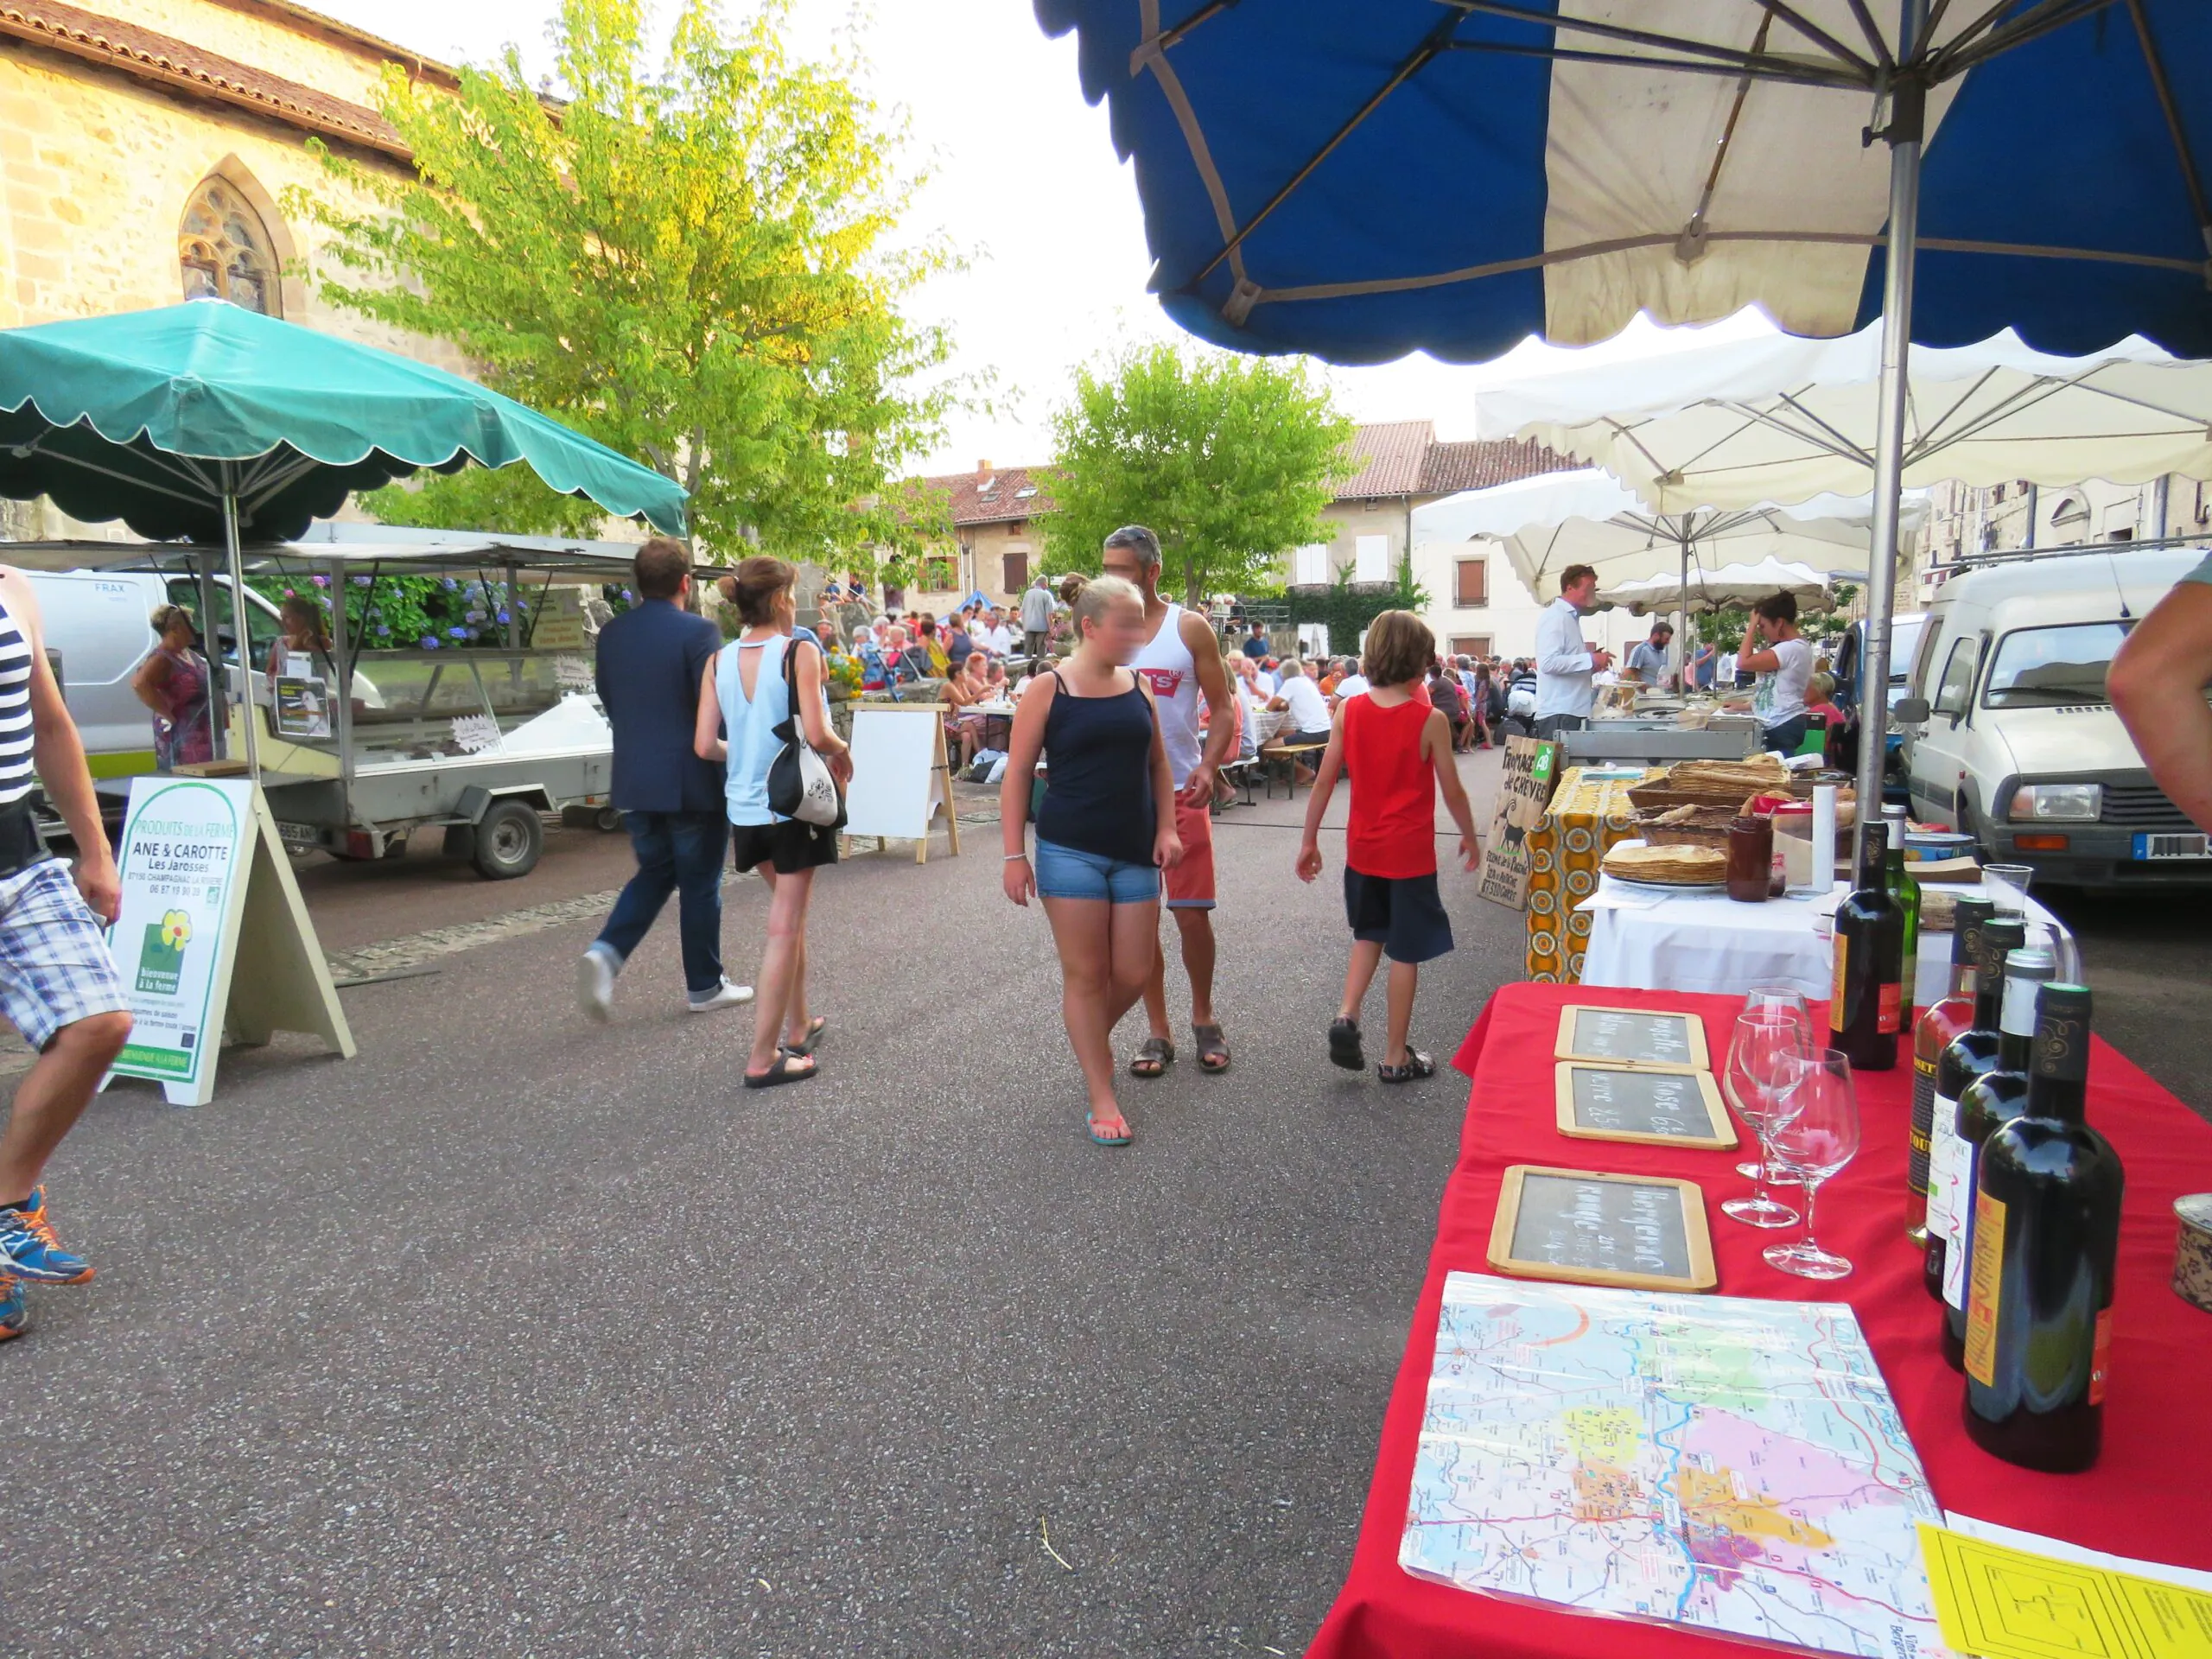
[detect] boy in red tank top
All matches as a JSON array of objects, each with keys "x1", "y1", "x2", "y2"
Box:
[{"x1": 1294, "y1": 612, "x2": 1480, "y2": 1082}]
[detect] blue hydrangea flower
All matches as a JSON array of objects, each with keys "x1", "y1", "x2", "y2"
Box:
[
  {"x1": 420, "y1": 635, "x2": 438, "y2": 649},
  {"x1": 448, "y1": 626, "x2": 468, "y2": 639},
  {"x1": 442, "y1": 577, "x2": 458, "y2": 590},
  {"x1": 376, "y1": 624, "x2": 391, "y2": 636},
  {"x1": 353, "y1": 575, "x2": 372, "y2": 587},
  {"x1": 496, "y1": 609, "x2": 511, "y2": 624}
]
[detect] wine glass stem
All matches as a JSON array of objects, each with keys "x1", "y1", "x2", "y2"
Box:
[
  {"x1": 1753, "y1": 1125, "x2": 1778, "y2": 1208},
  {"x1": 1799, "y1": 1178, "x2": 1821, "y2": 1249}
]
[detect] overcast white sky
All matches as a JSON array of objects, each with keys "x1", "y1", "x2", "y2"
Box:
[{"x1": 310, "y1": 0, "x2": 1777, "y2": 476}]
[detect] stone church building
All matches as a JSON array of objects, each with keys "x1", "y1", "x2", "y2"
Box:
[{"x1": 0, "y1": 0, "x2": 458, "y2": 533}]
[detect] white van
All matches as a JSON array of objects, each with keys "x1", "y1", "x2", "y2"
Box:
[
  {"x1": 24, "y1": 570, "x2": 305, "y2": 776},
  {"x1": 1896, "y1": 545, "x2": 2209, "y2": 888}
]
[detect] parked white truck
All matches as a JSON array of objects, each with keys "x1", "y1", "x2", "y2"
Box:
[{"x1": 1895, "y1": 543, "x2": 2210, "y2": 889}]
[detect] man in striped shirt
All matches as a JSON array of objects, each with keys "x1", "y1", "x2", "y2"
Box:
[{"x1": 0, "y1": 566, "x2": 133, "y2": 1339}]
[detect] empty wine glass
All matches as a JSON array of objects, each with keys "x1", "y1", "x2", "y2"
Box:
[
  {"x1": 1981, "y1": 863, "x2": 2033, "y2": 917},
  {"x1": 1763, "y1": 1049, "x2": 1862, "y2": 1280},
  {"x1": 1722, "y1": 1011, "x2": 1810, "y2": 1229},
  {"x1": 1735, "y1": 987, "x2": 1810, "y2": 1181}
]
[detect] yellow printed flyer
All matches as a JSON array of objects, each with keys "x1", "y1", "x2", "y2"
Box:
[{"x1": 1919, "y1": 1522, "x2": 2212, "y2": 1659}]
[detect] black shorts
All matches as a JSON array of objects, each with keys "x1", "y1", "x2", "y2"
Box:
[
  {"x1": 730, "y1": 817, "x2": 838, "y2": 876},
  {"x1": 1344, "y1": 867, "x2": 1454, "y2": 964}
]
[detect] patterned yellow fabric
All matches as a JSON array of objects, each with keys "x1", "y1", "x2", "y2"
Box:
[{"x1": 1525, "y1": 766, "x2": 1663, "y2": 983}]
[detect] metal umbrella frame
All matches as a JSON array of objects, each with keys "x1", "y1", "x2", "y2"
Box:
[{"x1": 1039, "y1": 0, "x2": 2212, "y2": 836}]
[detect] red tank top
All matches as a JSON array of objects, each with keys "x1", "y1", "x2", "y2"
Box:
[{"x1": 1343, "y1": 694, "x2": 1436, "y2": 878}]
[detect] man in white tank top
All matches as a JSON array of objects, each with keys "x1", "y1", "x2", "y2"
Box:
[{"x1": 1101, "y1": 526, "x2": 1236, "y2": 1077}]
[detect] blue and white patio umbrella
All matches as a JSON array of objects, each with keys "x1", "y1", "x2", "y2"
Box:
[{"x1": 1033, "y1": 0, "x2": 2212, "y2": 816}]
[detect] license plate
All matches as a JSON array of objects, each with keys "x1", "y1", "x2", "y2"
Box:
[
  {"x1": 2134, "y1": 831, "x2": 2210, "y2": 860},
  {"x1": 276, "y1": 820, "x2": 323, "y2": 847}
]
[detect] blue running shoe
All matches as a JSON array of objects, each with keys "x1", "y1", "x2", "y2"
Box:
[
  {"x1": 0, "y1": 1275, "x2": 22, "y2": 1341},
  {"x1": 0, "y1": 1186, "x2": 92, "y2": 1285}
]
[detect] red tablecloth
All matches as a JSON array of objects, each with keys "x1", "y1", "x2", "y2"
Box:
[{"x1": 1308, "y1": 982, "x2": 2212, "y2": 1659}]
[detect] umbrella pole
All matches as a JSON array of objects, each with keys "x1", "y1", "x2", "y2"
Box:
[
  {"x1": 221, "y1": 484, "x2": 261, "y2": 783},
  {"x1": 1677, "y1": 533, "x2": 1690, "y2": 690},
  {"x1": 1854, "y1": 9, "x2": 1927, "y2": 857}
]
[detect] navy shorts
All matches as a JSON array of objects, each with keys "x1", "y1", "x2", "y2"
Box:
[{"x1": 1344, "y1": 867, "x2": 1454, "y2": 964}]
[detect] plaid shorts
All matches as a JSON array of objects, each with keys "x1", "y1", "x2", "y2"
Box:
[{"x1": 0, "y1": 860, "x2": 129, "y2": 1052}]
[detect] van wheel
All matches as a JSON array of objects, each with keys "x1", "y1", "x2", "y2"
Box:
[
  {"x1": 471, "y1": 800, "x2": 542, "y2": 880},
  {"x1": 595, "y1": 806, "x2": 623, "y2": 833}
]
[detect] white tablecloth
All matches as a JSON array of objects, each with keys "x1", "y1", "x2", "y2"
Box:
[{"x1": 1576, "y1": 880, "x2": 2072, "y2": 1007}]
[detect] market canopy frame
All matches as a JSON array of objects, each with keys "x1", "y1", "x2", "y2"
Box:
[
  {"x1": 1035, "y1": 0, "x2": 2212, "y2": 825},
  {"x1": 0, "y1": 301, "x2": 688, "y2": 777}
]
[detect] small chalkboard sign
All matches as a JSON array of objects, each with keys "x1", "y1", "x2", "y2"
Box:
[
  {"x1": 1487, "y1": 1166, "x2": 1717, "y2": 1293},
  {"x1": 1554, "y1": 1005, "x2": 1709, "y2": 1073},
  {"x1": 1554, "y1": 1064, "x2": 1738, "y2": 1149}
]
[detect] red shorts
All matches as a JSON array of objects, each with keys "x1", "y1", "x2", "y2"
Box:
[{"x1": 1166, "y1": 795, "x2": 1216, "y2": 909}]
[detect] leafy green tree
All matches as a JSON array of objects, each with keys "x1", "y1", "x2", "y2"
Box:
[
  {"x1": 1041, "y1": 344, "x2": 1352, "y2": 607},
  {"x1": 298, "y1": 0, "x2": 960, "y2": 561}
]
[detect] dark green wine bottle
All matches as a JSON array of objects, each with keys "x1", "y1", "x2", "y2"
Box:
[
  {"x1": 1924, "y1": 914, "x2": 2021, "y2": 1304},
  {"x1": 1964, "y1": 984, "x2": 2124, "y2": 1473},
  {"x1": 1941, "y1": 939, "x2": 2053, "y2": 1370}
]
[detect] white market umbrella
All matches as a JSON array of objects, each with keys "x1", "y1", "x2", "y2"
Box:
[
  {"x1": 1416, "y1": 471, "x2": 1907, "y2": 671},
  {"x1": 1603, "y1": 557, "x2": 1853, "y2": 615},
  {"x1": 1474, "y1": 323, "x2": 2212, "y2": 514}
]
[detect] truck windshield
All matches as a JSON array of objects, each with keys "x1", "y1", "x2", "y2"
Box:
[{"x1": 1981, "y1": 621, "x2": 2130, "y2": 708}]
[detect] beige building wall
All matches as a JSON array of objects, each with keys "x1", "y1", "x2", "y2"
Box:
[{"x1": 1411, "y1": 536, "x2": 1646, "y2": 663}]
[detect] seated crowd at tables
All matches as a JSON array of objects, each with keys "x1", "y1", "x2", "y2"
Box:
[{"x1": 829, "y1": 581, "x2": 1536, "y2": 791}]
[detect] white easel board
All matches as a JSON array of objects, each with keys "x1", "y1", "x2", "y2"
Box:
[
  {"x1": 107, "y1": 776, "x2": 355, "y2": 1106},
  {"x1": 842, "y1": 707, "x2": 958, "y2": 861}
]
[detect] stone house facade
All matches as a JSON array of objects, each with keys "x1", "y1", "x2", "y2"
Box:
[{"x1": 0, "y1": 1, "x2": 470, "y2": 537}]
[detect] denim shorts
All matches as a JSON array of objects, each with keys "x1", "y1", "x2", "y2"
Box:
[{"x1": 1033, "y1": 838, "x2": 1160, "y2": 905}]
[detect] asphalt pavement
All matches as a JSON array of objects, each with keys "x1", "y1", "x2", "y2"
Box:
[
  {"x1": 11, "y1": 752, "x2": 2207, "y2": 1657},
  {"x1": 12, "y1": 754, "x2": 1526, "y2": 1658}
]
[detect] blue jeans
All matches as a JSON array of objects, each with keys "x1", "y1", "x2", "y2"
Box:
[{"x1": 595, "y1": 810, "x2": 726, "y2": 994}]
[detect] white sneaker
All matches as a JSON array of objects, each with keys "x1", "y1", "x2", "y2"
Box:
[
  {"x1": 687, "y1": 978, "x2": 755, "y2": 1013},
  {"x1": 576, "y1": 945, "x2": 617, "y2": 1024}
]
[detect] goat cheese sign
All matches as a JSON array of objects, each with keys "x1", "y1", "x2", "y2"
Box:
[{"x1": 108, "y1": 778, "x2": 248, "y2": 1096}]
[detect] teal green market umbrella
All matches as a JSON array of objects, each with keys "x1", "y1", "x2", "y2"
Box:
[{"x1": 0, "y1": 299, "x2": 687, "y2": 776}]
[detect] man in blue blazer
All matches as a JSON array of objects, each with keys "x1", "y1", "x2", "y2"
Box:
[{"x1": 578, "y1": 538, "x2": 751, "y2": 1020}]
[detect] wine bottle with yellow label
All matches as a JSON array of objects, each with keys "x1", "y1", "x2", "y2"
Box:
[{"x1": 1963, "y1": 983, "x2": 2124, "y2": 1473}]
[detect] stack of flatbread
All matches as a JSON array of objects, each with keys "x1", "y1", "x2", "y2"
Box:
[{"x1": 1601, "y1": 842, "x2": 1729, "y2": 887}]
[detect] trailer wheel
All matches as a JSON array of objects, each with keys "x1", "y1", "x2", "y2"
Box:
[
  {"x1": 471, "y1": 800, "x2": 542, "y2": 880},
  {"x1": 594, "y1": 806, "x2": 623, "y2": 833}
]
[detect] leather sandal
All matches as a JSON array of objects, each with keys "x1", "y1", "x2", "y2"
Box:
[
  {"x1": 1377, "y1": 1049, "x2": 1435, "y2": 1084},
  {"x1": 1192, "y1": 1023, "x2": 1231, "y2": 1074},
  {"x1": 1128, "y1": 1036, "x2": 1174, "y2": 1078},
  {"x1": 743, "y1": 1052, "x2": 818, "y2": 1090}
]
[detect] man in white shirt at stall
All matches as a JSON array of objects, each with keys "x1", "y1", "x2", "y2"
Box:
[
  {"x1": 1533, "y1": 563, "x2": 1611, "y2": 741},
  {"x1": 980, "y1": 607, "x2": 1016, "y2": 657}
]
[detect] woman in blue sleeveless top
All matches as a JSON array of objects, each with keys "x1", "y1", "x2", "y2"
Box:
[
  {"x1": 694, "y1": 557, "x2": 851, "y2": 1090},
  {"x1": 998, "y1": 575, "x2": 1180, "y2": 1147}
]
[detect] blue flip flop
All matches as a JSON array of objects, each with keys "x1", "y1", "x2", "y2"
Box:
[{"x1": 1085, "y1": 1114, "x2": 1133, "y2": 1147}]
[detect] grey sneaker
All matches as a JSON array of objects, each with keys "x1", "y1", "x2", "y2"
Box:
[
  {"x1": 687, "y1": 978, "x2": 755, "y2": 1013},
  {"x1": 576, "y1": 944, "x2": 618, "y2": 1024}
]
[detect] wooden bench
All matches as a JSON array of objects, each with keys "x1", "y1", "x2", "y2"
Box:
[{"x1": 1262, "y1": 742, "x2": 1327, "y2": 798}]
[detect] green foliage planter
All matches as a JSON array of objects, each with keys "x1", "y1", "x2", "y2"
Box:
[{"x1": 1284, "y1": 564, "x2": 1432, "y2": 652}]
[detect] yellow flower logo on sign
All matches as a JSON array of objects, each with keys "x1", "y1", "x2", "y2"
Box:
[{"x1": 160, "y1": 910, "x2": 191, "y2": 950}]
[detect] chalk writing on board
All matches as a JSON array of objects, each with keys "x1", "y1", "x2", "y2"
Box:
[
  {"x1": 1573, "y1": 1068, "x2": 1705, "y2": 1138},
  {"x1": 1570, "y1": 1008, "x2": 1694, "y2": 1066},
  {"x1": 1509, "y1": 1174, "x2": 1694, "y2": 1281}
]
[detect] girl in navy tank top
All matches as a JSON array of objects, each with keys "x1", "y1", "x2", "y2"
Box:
[{"x1": 998, "y1": 575, "x2": 1180, "y2": 1148}]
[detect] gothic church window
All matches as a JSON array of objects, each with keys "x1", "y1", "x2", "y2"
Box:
[{"x1": 178, "y1": 179, "x2": 282, "y2": 317}]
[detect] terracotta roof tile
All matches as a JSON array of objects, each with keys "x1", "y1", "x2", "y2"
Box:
[
  {"x1": 1417, "y1": 436, "x2": 1575, "y2": 495},
  {"x1": 0, "y1": 0, "x2": 408, "y2": 156},
  {"x1": 1334, "y1": 419, "x2": 1435, "y2": 499},
  {"x1": 907, "y1": 464, "x2": 1056, "y2": 529}
]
